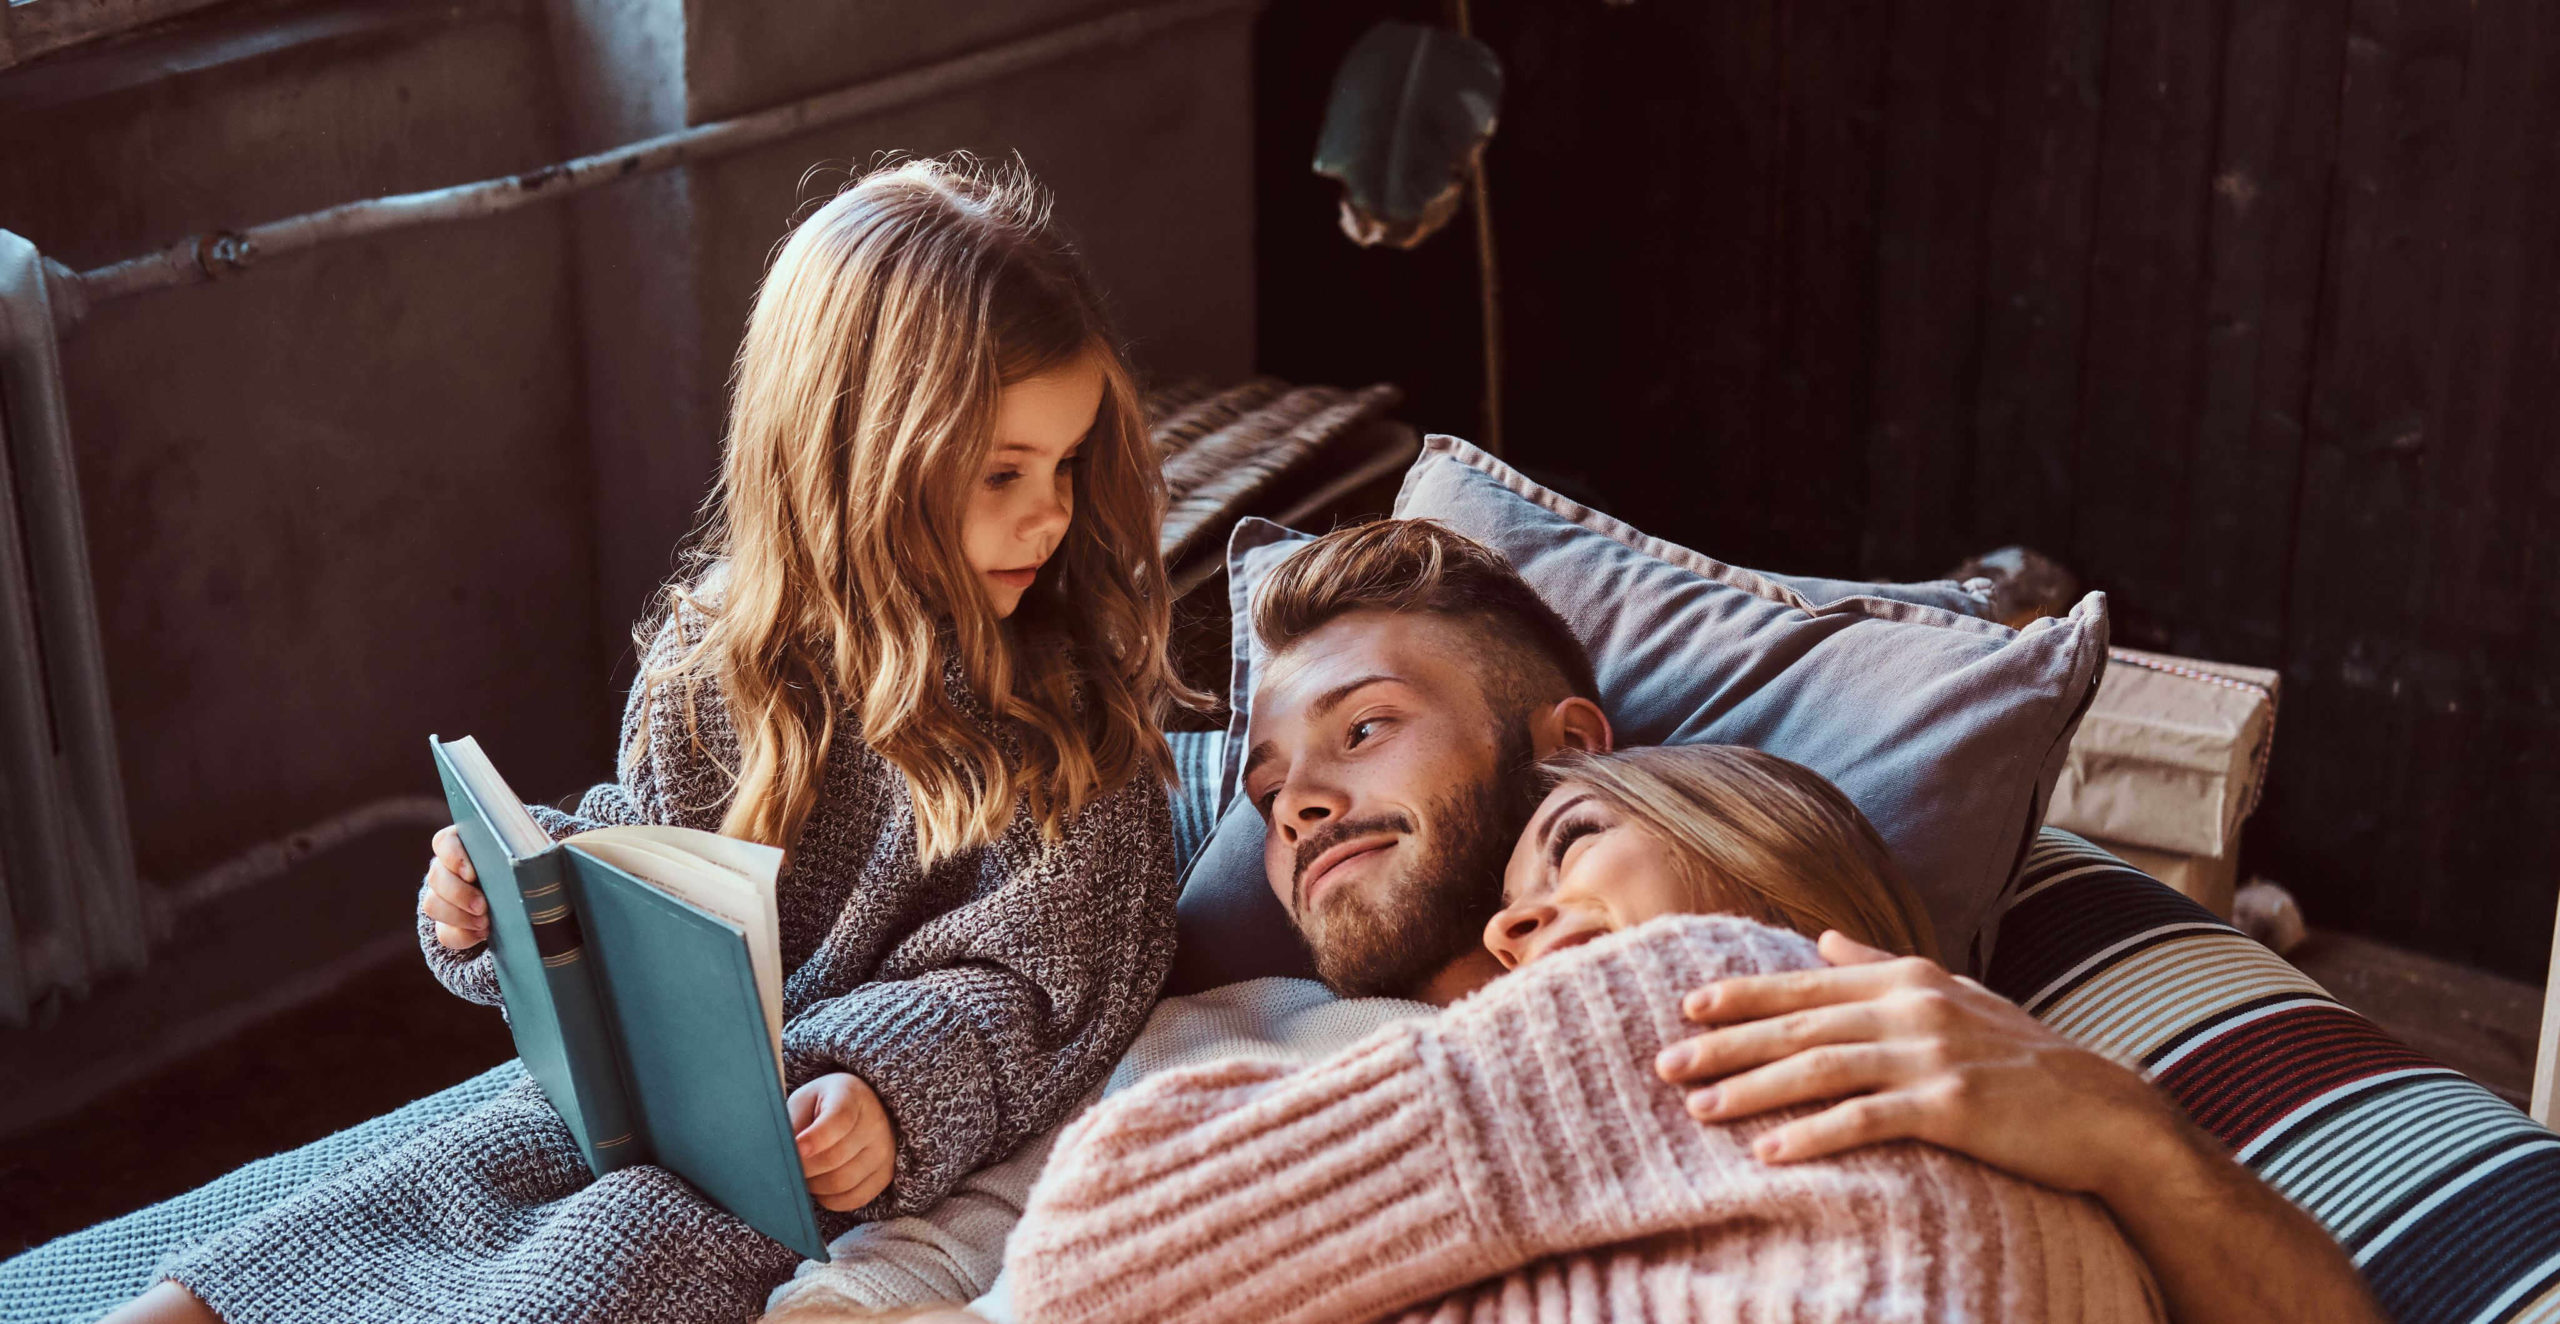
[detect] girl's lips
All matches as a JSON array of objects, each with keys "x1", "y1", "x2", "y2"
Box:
[{"x1": 989, "y1": 566, "x2": 1040, "y2": 590}]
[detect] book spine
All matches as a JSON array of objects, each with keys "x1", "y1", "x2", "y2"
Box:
[{"x1": 523, "y1": 847, "x2": 643, "y2": 1176}]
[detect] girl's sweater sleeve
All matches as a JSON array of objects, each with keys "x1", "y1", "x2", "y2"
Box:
[
  {"x1": 778, "y1": 769, "x2": 1179, "y2": 1220},
  {"x1": 416, "y1": 614, "x2": 719, "y2": 1009},
  {"x1": 1003, "y1": 915, "x2": 1832, "y2": 1324}
]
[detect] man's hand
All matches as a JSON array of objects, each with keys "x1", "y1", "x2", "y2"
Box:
[
  {"x1": 1656, "y1": 930, "x2": 2385, "y2": 1324},
  {"x1": 1654, "y1": 930, "x2": 2178, "y2": 1198},
  {"x1": 791, "y1": 1072, "x2": 897, "y2": 1212},
  {"x1": 421, "y1": 824, "x2": 491, "y2": 951}
]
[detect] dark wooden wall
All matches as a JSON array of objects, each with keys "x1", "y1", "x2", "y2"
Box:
[{"x1": 1253, "y1": 0, "x2": 2560, "y2": 983}]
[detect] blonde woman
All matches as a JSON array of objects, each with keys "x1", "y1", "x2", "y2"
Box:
[
  {"x1": 1481, "y1": 742, "x2": 1940, "y2": 971},
  {"x1": 112, "y1": 156, "x2": 1199, "y2": 1324}
]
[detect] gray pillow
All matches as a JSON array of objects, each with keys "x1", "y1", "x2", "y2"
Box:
[
  {"x1": 1211, "y1": 520, "x2": 1993, "y2": 808},
  {"x1": 1170, "y1": 439, "x2": 2105, "y2": 992}
]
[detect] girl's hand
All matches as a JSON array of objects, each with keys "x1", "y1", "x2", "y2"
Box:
[
  {"x1": 420, "y1": 824, "x2": 490, "y2": 951},
  {"x1": 790, "y1": 1072, "x2": 897, "y2": 1212}
]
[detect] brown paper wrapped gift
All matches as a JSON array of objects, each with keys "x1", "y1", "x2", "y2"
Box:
[{"x1": 2045, "y1": 648, "x2": 2279, "y2": 915}]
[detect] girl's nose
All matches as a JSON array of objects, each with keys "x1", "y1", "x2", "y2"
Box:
[
  {"x1": 1483, "y1": 902, "x2": 1556, "y2": 970},
  {"x1": 1027, "y1": 478, "x2": 1072, "y2": 541}
]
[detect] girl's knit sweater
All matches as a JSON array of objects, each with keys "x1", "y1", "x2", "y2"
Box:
[
  {"x1": 163, "y1": 618, "x2": 1179, "y2": 1324},
  {"x1": 1006, "y1": 915, "x2": 2165, "y2": 1324}
]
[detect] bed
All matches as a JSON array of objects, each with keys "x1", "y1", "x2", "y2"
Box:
[
  {"x1": 6, "y1": 392, "x2": 2556, "y2": 1322},
  {"x1": 3, "y1": 727, "x2": 2554, "y2": 1323}
]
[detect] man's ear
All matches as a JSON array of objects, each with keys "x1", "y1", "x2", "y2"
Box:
[{"x1": 1541, "y1": 696, "x2": 1613, "y2": 755}]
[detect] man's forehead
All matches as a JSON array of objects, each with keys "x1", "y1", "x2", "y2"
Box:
[{"x1": 1254, "y1": 611, "x2": 1469, "y2": 715}]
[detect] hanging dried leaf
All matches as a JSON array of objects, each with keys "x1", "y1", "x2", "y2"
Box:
[{"x1": 1311, "y1": 21, "x2": 1504, "y2": 250}]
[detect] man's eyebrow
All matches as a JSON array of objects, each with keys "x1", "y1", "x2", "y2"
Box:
[{"x1": 1308, "y1": 673, "x2": 1401, "y2": 720}]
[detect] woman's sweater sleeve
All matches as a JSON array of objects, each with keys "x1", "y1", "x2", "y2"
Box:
[
  {"x1": 1004, "y1": 915, "x2": 1828, "y2": 1324},
  {"x1": 781, "y1": 770, "x2": 1180, "y2": 1220},
  {"x1": 415, "y1": 613, "x2": 720, "y2": 1009}
]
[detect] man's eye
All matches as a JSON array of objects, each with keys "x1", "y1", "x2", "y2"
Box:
[{"x1": 1348, "y1": 719, "x2": 1380, "y2": 747}]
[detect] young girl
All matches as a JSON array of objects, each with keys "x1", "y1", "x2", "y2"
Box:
[{"x1": 116, "y1": 156, "x2": 1197, "y2": 1324}]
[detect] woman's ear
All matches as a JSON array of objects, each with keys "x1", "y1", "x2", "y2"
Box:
[{"x1": 1549, "y1": 696, "x2": 1613, "y2": 755}]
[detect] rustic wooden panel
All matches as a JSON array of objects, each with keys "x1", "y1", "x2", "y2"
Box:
[
  {"x1": 1742, "y1": 0, "x2": 1887, "y2": 575},
  {"x1": 2383, "y1": 0, "x2": 2560, "y2": 981},
  {"x1": 2067, "y1": 0, "x2": 2227, "y2": 650},
  {"x1": 2174, "y1": 0, "x2": 2347, "y2": 667},
  {"x1": 2261, "y1": 0, "x2": 2479, "y2": 955},
  {"x1": 1966, "y1": 0, "x2": 2112, "y2": 561},
  {"x1": 1472, "y1": 0, "x2": 1894, "y2": 579},
  {"x1": 1860, "y1": 1, "x2": 2000, "y2": 578}
]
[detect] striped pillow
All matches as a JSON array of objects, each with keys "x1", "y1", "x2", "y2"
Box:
[{"x1": 1990, "y1": 830, "x2": 2560, "y2": 1324}]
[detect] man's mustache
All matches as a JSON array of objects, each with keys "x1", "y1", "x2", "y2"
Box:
[{"x1": 1292, "y1": 813, "x2": 1413, "y2": 913}]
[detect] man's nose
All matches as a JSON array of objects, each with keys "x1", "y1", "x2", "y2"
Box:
[
  {"x1": 1273, "y1": 776, "x2": 1350, "y2": 844},
  {"x1": 1484, "y1": 901, "x2": 1556, "y2": 970}
]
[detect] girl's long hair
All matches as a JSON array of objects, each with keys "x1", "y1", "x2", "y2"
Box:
[
  {"x1": 1541, "y1": 745, "x2": 1941, "y2": 961},
  {"x1": 634, "y1": 155, "x2": 1193, "y2": 866}
]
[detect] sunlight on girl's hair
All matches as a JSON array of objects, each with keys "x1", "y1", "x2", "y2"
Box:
[{"x1": 631, "y1": 154, "x2": 1195, "y2": 866}]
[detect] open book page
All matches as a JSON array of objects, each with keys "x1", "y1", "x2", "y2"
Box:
[
  {"x1": 567, "y1": 826, "x2": 787, "y2": 1071},
  {"x1": 438, "y1": 736, "x2": 552, "y2": 859}
]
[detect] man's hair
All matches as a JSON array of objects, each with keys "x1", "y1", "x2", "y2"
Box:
[{"x1": 1253, "y1": 519, "x2": 1598, "y2": 713}]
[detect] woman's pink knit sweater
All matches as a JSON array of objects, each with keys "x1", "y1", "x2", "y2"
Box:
[{"x1": 1005, "y1": 915, "x2": 2163, "y2": 1323}]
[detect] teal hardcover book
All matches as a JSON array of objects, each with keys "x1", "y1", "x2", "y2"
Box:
[{"x1": 429, "y1": 735, "x2": 827, "y2": 1261}]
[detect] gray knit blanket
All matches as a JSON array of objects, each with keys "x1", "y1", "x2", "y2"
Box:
[{"x1": 0, "y1": 731, "x2": 1226, "y2": 1324}]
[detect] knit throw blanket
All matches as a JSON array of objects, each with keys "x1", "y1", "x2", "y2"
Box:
[
  {"x1": 1008, "y1": 915, "x2": 2168, "y2": 1324},
  {"x1": 158, "y1": 616, "x2": 1180, "y2": 1324}
]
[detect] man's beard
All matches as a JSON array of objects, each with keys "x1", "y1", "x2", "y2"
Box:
[{"x1": 1299, "y1": 721, "x2": 1545, "y2": 998}]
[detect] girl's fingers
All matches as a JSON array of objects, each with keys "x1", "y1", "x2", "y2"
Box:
[
  {"x1": 425, "y1": 863, "x2": 486, "y2": 915},
  {"x1": 845, "y1": 1158, "x2": 895, "y2": 1209},
  {"x1": 1752, "y1": 1089, "x2": 1934, "y2": 1163},
  {"x1": 796, "y1": 1106, "x2": 854, "y2": 1152},
  {"x1": 433, "y1": 920, "x2": 488, "y2": 950},
  {"x1": 433, "y1": 824, "x2": 476, "y2": 883},
  {"x1": 805, "y1": 1146, "x2": 884, "y2": 1195},
  {"x1": 1684, "y1": 1041, "x2": 1921, "y2": 1122},
  {"x1": 798, "y1": 1126, "x2": 874, "y2": 1177},
  {"x1": 420, "y1": 886, "x2": 489, "y2": 933},
  {"x1": 809, "y1": 1147, "x2": 893, "y2": 1204},
  {"x1": 1656, "y1": 1001, "x2": 1890, "y2": 1083}
]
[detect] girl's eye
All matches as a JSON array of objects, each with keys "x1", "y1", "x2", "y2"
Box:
[
  {"x1": 1547, "y1": 816, "x2": 1602, "y2": 870},
  {"x1": 986, "y1": 468, "x2": 1021, "y2": 490}
]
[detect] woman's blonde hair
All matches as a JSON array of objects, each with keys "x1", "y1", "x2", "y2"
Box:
[
  {"x1": 1543, "y1": 745, "x2": 1940, "y2": 961},
  {"x1": 635, "y1": 155, "x2": 1194, "y2": 865}
]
